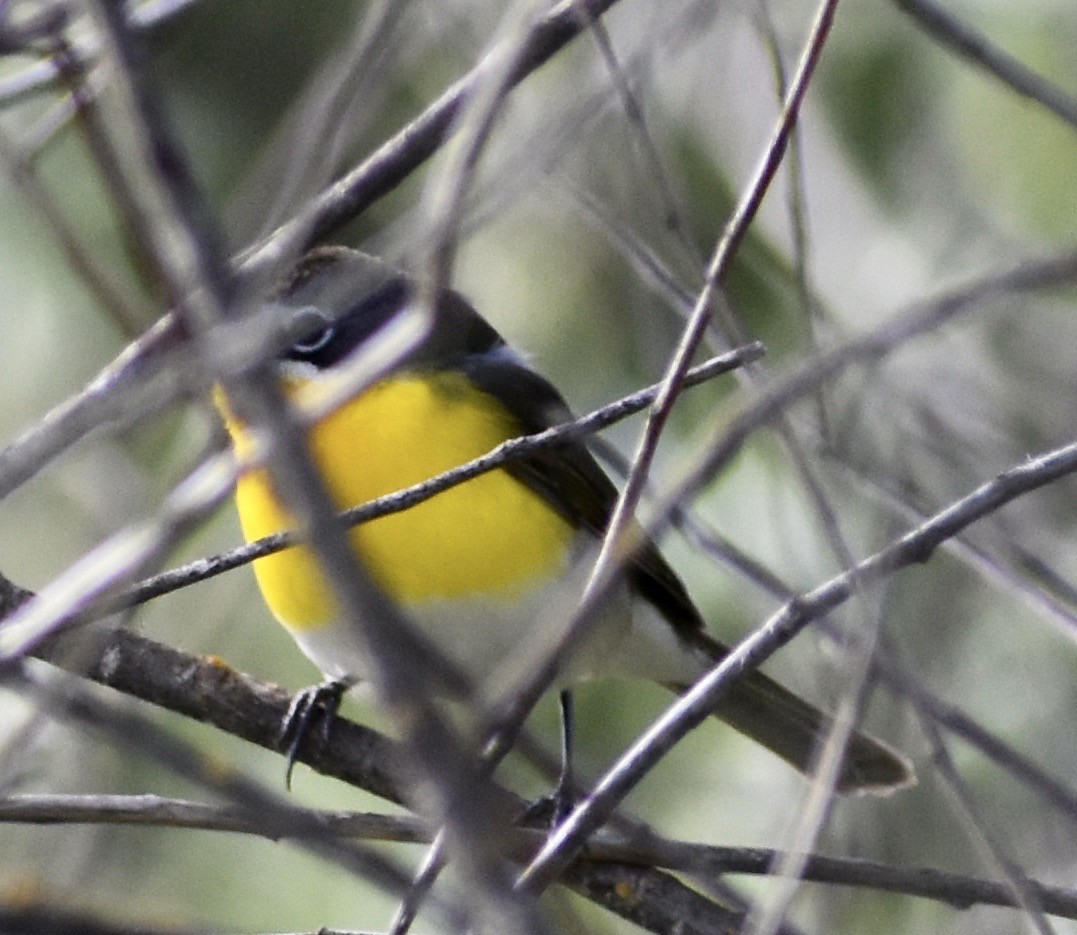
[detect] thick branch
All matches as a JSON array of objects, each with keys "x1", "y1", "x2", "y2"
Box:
[{"x1": 0, "y1": 601, "x2": 750, "y2": 935}]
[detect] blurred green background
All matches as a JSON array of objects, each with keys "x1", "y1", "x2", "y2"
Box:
[{"x1": 0, "y1": 0, "x2": 1074, "y2": 932}]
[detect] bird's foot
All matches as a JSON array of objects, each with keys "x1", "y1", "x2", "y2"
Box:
[
  {"x1": 278, "y1": 678, "x2": 349, "y2": 789},
  {"x1": 521, "y1": 775, "x2": 577, "y2": 828}
]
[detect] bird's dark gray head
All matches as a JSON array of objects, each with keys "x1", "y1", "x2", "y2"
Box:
[{"x1": 280, "y1": 247, "x2": 507, "y2": 373}]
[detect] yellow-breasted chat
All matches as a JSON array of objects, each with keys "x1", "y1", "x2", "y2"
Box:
[{"x1": 217, "y1": 245, "x2": 912, "y2": 795}]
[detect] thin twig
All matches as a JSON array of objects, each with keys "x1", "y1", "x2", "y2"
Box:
[
  {"x1": 238, "y1": 0, "x2": 627, "y2": 280},
  {"x1": 419, "y1": 0, "x2": 549, "y2": 295},
  {"x1": 881, "y1": 659, "x2": 1077, "y2": 824},
  {"x1": 753, "y1": 0, "x2": 831, "y2": 437},
  {"x1": 2, "y1": 793, "x2": 1075, "y2": 919},
  {"x1": 0, "y1": 660, "x2": 449, "y2": 924},
  {"x1": 909, "y1": 672, "x2": 1056, "y2": 935},
  {"x1": 892, "y1": 0, "x2": 1077, "y2": 130},
  {"x1": 0, "y1": 120, "x2": 147, "y2": 335},
  {"x1": 647, "y1": 458, "x2": 1077, "y2": 827},
  {"x1": 824, "y1": 452, "x2": 1077, "y2": 639},
  {"x1": 0, "y1": 0, "x2": 633, "y2": 508},
  {"x1": 470, "y1": 5, "x2": 850, "y2": 865},
  {"x1": 581, "y1": 10, "x2": 703, "y2": 270},
  {"x1": 237, "y1": 0, "x2": 413, "y2": 244},
  {"x1": 518, "y1": 435, "x2": 1077, "y2": 889},
  {"x1": 0, "y1": 447, "x2": 238, "y2": 661},
  {"x1": 585, "y1": 0, "x2": 840, "y2": 619},
  {"x1": 705, "y1": 16, "x2": 888, "y2": 910},
  {"x1": 79, "y1": 3, "x2": 544, "y2": 931},
  {"x1": 4, "y1": 617, "x2": 770, "y2": 935},
  {"x1": 0, "y1": 0, "x2": 203, "y2": 107},
  {"x1": 0, "y1": 313, "x2": 186, "y2": 503},
  {"x1": 115, "y1": 343, "x2": 763, "y2": 612}
]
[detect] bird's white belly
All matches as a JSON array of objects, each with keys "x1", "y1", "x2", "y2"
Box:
[{"x1": 284, "y1": 541, "x2": 699, "y2": 700}]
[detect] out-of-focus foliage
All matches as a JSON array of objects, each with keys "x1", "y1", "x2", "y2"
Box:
[{"x1": 0, "y1": 0, "x2": 1074, "y2": 932}]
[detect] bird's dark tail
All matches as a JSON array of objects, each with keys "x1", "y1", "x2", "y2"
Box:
[{"x1": 667, "y1": 630, "x2": 914, "y2": 795}]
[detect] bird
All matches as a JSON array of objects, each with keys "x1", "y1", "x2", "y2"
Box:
[{"x1": 216, "y1": 245, "x2": 913, "y2": 799}]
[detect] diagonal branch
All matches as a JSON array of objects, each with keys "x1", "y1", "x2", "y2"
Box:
[
  {"x1": 239, "y1": 0, "x2": 628, "y2": 278},
  {"x1": 0, "y1": 613, "x2": 769, "y2": 935},
  {"x1": 892, "y1": 0, "x2": 1077, "y2": 129},
  {"x1": 519, "y1": 435, "x2": 1077, "y2": 889}
]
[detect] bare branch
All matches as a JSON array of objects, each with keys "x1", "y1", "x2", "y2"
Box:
[
  {"x1": 0, "y1": 658, "x2": 448, "y2": 923},
  {"x1": 519, "y1": 435, "x2": 1077, "y2": 889},
  {"x1": 586, "y1": 0, "x2": 841, "y2": 627},
  {"x1": 910, "y1": 685, "x2": 1056, "y2": 934},
  {"x1": 114, "y1": 343, "x2": 763, "y2": 613},
  {"x1": 3, "y1": 793, "x2": 1075, "y2": 919},
  {"x1": 891, "y1": 0, "x2": 1077, "y2": 129},
  {"x1": 239, "y1": 0, "x2": 628, "y2": 277},
  {"x1": 0, "y1": 0, "x2": 202, "y2": 107},
  {"x1": 6, "y1": 620, "x2": 768, "y2": 935}
]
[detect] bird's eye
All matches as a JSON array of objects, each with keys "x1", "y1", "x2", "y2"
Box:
[{"x1": 290, "y1": 308, "x2": 336, "y2": 356}]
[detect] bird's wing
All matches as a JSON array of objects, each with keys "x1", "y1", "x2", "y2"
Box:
[{"x1": 460, "y1": 354, "x2": 705, "y2": 641}]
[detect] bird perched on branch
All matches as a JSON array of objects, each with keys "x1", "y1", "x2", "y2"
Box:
[{"x1": 217, "y1": 246, "x2": 913, "y2": 800}]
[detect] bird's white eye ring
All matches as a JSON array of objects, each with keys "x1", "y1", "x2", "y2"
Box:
[{"x1": 290, "y1": 308, "x2": 335, "y2": 354}]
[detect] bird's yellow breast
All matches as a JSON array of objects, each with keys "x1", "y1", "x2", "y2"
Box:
[{"x1": 225, "y1": 371, "x2": 576, "y2": 631}]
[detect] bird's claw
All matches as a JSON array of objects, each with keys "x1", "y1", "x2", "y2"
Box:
[{"x1": 278, "y1": 679, "x2": 349, "y2": 789}]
